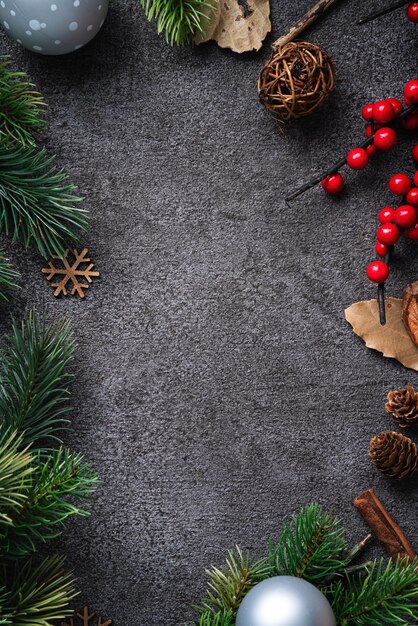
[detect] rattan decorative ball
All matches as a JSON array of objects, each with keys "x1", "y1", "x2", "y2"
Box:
[{"x1": 258, "y1": 41, "x2": 335, "y2": 122}]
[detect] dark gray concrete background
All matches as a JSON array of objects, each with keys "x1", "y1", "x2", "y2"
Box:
[{"x1": 0, "y1": 1, "x2": 417, "y2": 624}]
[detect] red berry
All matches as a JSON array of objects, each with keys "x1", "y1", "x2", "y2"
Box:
[
  {"x1": 407, "y1": 2, "x2": 418, "y2": 22},
  {"x1": 347, "y1": 147, "x2": 369, "y2": 169},
  {"x1": 361, "y1": 104, "x2": 374, "y2": 121},
  {"x1": 402, "y1": 110, "x2": 418, "y2": 130},
  {"x1": 406, "y1": 187, "x2": 418, "y2": 206},
  {"x1": 377, "y1": 223, "x2": 400, "y2": 245},
  {"x1": 387, "y1": 97, "x2": 403, "y2": 116},
  {"x1": 388, "y1": 173, "x2": 411, "y2": 196},
  {"x1": 373, "y1": 100, "x2": 395, "y2": 124},
  {"x1": 404, "y1": 80, "x2": 418, "y2": 105},
  {"x1": 366, "y1": 144, "x2": 376, "y2": 157},
  {"x1": 375, "y1": 242, "x2": 388, "y2": 257},
  {"x1": 321, "y1": 173, "x2": 344, "y2": 195},
  {"x1": 414, "y1": 171, "x2": 418, "y2": 186},
  {"x1": 378, "y1": 207, "x2": 395, "y2": 223},
  {"x1": 366, "y1": 260, "x2": 389, "y2": 283},
  {"x1": 394, "y1": 204, "x2": 417, "y2": 228},
  {"x1": 373, "y1": 127, "x2": 397, "y2": 151},
  {"x1": 405, "y1": 223, "x2": 418, "y2": 240},
  {"x1": 412, "y1": 145, "x2": 418, "y2": 163}
]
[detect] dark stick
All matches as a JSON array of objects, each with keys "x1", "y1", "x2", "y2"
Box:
[
  {"x1": 286, "y1": 104, "x2": 416, "y2": 202},
  {"x1": 377, "y1": 248, "x2": 392, "y2": 326},
  {"x1": 358, "y1": 0, "x2": 410, "y2": 25},
  {"x1": 378, "y1": 282, "x2": 386, "y2": 325}
]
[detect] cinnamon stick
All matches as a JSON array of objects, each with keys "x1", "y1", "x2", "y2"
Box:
[{"x1": 354, "y1": 488, "x2": 416, "y2": 562}]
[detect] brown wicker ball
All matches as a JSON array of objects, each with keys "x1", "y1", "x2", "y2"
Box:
[{"x1": 258, "y1": 41, "x2": 335, "y2": 122}]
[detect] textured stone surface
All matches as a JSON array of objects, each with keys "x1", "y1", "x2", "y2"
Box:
[{"x1": 0, "y1": 1, "x2": 417, "y2": 624}]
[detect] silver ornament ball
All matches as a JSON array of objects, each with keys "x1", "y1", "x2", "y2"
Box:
[
  {"x1": 0, "y1": 0, "x2": 108, "y2": 55},
  {"x1": 236, "y1": 576, "x2": 336, "y2": 626}
]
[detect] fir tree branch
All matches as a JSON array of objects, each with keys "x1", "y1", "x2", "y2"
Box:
[
  {"x1": 269, "y1": 503, "x2": 350, "y2": 584},
  {"x1": 0, "y1": 448, "x2": 98, "y2": 559},
  {"x1": 0, "y1": 555, "x2": 76, "y2": 626},
  {"x1": 334, "y1": 557, "x2": 418, "y2": 626},
  {"x1": 0, "y1": 250, "x2": 19, "y2": 302},
  {"x1": 0, "y1": 311, "x2": 74, "y2": 448},
  {"x1": 0, "y1": 144, "x2": 88, "y2": 258},
  {"x1": 140, "y1": 0, "x2": 216, "y2": 45},
  {"x1": 197, "y1": 546, "x2": 271, "y2": 616},
  {"x1": 0, "y1": 56, "x2": 46, "y2": 148},
  {"x1": 0, "y1": 428, "x2": 33, "y2": 529}
]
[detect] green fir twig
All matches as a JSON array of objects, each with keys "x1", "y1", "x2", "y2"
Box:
[
  {"x1": 140, "y1": 0, "x2": 216, "y2": 45},
  {"x1": 334, "y1": 557, "x2": 418, "y2": 626},
  {"x1": 197, "y1": 546, "x2": 271, "y2": 615},
  {"x1": 0, "y1": 312, "x2": 74, "y2": 448},
  {"x1": 0, "y1": 55, "x2": 46, "y2": 148},
  {"x1": 0, "y1": 144, "x2": 88, "y2": 259},
  {"x1": 0, "y1": 251, "x2": 19, "y2": 302},
  {"x1": 0, "y1": 447, "x2": 98, "y2": 560},
  {"x1": 0, "y1": 555, "x2": 77, "y2": 626},
  {"x1": 269, "y1": 503, "x2": 350, "y2": 584}
]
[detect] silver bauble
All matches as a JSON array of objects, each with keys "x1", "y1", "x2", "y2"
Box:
[
  {"x1": 236, "y1": 576, "x2": 336, "y2": 626},
  {"x1": 0, "y1": 0, "x2": 108, "y2": 55}
]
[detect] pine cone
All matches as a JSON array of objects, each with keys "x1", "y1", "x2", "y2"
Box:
[
  {"x1": 369, "y1": 431, "x2": 418, "y2": 479},
  {"x1": 385, "y1": 385, "x2": 418, "y2": 428}
]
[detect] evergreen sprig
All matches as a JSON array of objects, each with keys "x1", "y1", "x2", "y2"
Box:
[
  {"x1": 198, "y1": 547, "x2": 271, "y2": 614},
  {"x1": 0, "y1": 56, "x2": 46, "y2": 148},
  {"x1": 0, "y1": 555, "x2": 76, "y2": 626},
  {"x1": 0, "y1": 311, "x2": 74, "y2": 448},
  {"x1": 140, "y1": 0, "x2": 215, "y2": 45},
  {"x1": 0, "y1": 144, "x2": 88, "y2": 258},
  {"x1": 269, "y1": 502, "x2": 349, "y2": 583},
  {"x1": 0, "y1": 430, "x2": 33, "y2": 529},
  {"x1": 0, "y1": 251, "x2": 19, "y2": 302},
  {"x1": 0, "y1": 447, "x2": 97, "y2": 560},
  {"x1": 334, "y1": 557, "x2": 418, "y2": 626}
]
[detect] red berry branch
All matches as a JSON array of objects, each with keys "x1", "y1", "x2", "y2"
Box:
[
  {"x1": 358, "y1": 0, "x2": 418, "y2": 25},
  {"x1": 286, "y1": 80, "x2": 418, "y2": 326},
  {"x1": 287, "y1": 81, "x2": 418, "y2": 202},
  {"x1": 367, "y1": 159, "x2": 418, "y2": 325}
]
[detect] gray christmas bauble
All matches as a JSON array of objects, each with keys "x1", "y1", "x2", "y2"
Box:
[
  {"x1": 236, "y1": 576, "x2": 336, "y2": 626},
  {"x1": 0, "y1": 0, "x2": 108, "y2": 55}
]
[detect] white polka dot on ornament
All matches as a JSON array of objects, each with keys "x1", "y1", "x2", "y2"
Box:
[{"x1": 0, "y1": 0, "x2": 108, "y2": 55}]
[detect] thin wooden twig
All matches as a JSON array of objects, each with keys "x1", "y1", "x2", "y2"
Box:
[
  {"x1": 272, "y1": 0, "x2": 342, "y2": 49},
  {"x1": 358, "y1": 0, "x2": 410, "y2": 25}
]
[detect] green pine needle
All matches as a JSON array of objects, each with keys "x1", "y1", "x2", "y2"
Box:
[
  {"x1": 0, "y1": 144, "x2": 88, "y2": 258},
  {"x1": 195, "y1": 610, "x2": 233, "y2": 626},
  {"x1": 140, "y1": 0, "x2": 216, "y2": 45},
  {"x1": 0, "y1": 447, "x2": 98, "y2": 559},
  {"x1": 269, "y1": 503, "x2": 349, "y2": 584},
  {"x1": 0, "y1": 311, "x2": 74, "y2": 448},
  {"x1": 0, "y1": 250, "x2": 19, "y2": 302},
  {"x1": 197, "y1": 546, "x2": 271, "y2": 615},
  {"x1": 0, "y1": 555, "x2": 76, "y2": 626},
  {"x1": 0, "y1": 55, "x2": 46, "y2": 148},
  {"x1": 334, "y1": 557, "x2": 418, "y2": 625},
  {"x1": 0, "y1": 428, "x2": 33, "y2": 529}
]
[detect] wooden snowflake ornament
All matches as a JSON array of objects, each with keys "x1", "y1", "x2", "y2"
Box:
[
  {"x1": 62, "y1": 606, "x2": 112, "y2": 626},
  {"x1": 42, "y1": 248, "x2": 100, "y2": 298}
]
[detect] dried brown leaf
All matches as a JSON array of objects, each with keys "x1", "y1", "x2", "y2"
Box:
[
  {"x1": 345, "y1": 297, "x2": 418, "y2": 371},
  {"x1": 195, "y1": 0, "x2": 271, "y2": 53}
]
